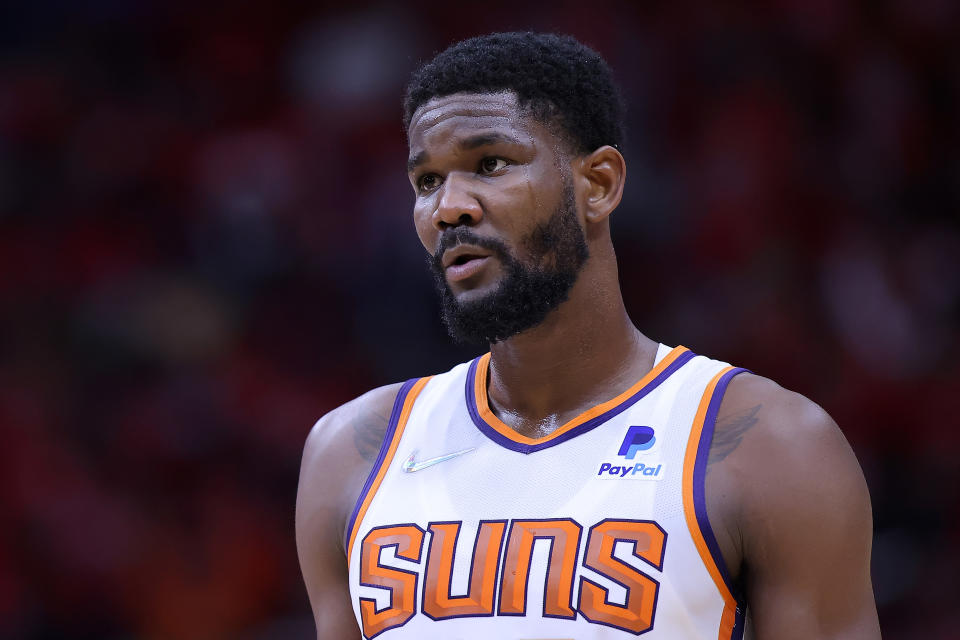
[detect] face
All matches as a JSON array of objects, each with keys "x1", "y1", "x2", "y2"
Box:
[{"x1": 407, "y1": 92, "x2": 589, "y2": 344}]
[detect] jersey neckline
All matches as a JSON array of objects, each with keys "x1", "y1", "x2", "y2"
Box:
[{"x1": 464, "y1": 345, "x2": 696, "y2": 454}]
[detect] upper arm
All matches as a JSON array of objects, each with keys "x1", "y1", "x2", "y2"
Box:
[
  {"x1": 295, "y1": 383, "x2": 404, "y2": 640},
  {"x1": 720, "y1": 376, "x2": 881, "y2": 639}
]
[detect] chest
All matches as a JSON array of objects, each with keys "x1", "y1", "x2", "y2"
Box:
[{"x1": 345, "y1": 352, "x2": 746, "y2": 639}]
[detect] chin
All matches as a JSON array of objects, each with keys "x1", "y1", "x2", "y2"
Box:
[
  {"x1": 450, "y1": 289, "x2": 494, "y2": 310},
  {"x1": 449, "y1": 278, "x2": 502, "y2": 305}
]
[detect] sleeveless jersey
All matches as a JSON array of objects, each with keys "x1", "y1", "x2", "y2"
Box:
[{"x1": 346, "y1": 345, "x2": 751, "y2": 639}]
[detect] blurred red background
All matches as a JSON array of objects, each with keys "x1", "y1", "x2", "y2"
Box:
[{"x1": 0, "y1": 1, "x2": 957, "y2": 638}]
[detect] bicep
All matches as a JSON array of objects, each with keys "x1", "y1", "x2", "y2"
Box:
[
  {"x1": 296, "y1": 500, "x2": 360, "y2": 639},
  {"x1": 295, "y1": 384, "x2": 403, "y2": 639},
  {"x1": 741, "y1": 406, "x2": 880, "y2": 639},
  {"x1": 296, "y1": 421, "x2": 363, "y2": 639}
]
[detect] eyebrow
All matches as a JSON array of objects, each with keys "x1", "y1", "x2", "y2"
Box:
[
  {"x1": 407, "y1": 132, "x2": 524, "y2": 173},
  {"x1": 459, "y1": 132, "x2": 522, "y2": 150},
  {"x1": 407, "y1": 150, "x2": 429, "y2": 173}
]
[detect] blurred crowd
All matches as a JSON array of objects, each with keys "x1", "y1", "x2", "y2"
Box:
[{"x1": 0, "y1": 2, "x2": 957, "y2": 638}]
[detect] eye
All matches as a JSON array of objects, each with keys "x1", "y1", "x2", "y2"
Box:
[
  {"x1": 417, "y1": 173, "x2": 442, "y2": 193},
  {"x1": 479, "y1": 157, "x2": 508, "y2": 174}
]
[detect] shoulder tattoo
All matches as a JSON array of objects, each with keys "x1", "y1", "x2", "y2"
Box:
[
  {"x1": 707, "y1": 404, "x2": 761, "y2": 468},
  {"x1": 351, "y1": 400, "x2": 392, "y2": 462}
]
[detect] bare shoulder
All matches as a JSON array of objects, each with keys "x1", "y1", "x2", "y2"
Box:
[
  {"x1": 713, "y1": 372, "x2": 867, "y2": 491},
  {"x1": 295, "y1": 382, "x2": 407, "y2": 638},
  {"x1": 705, "y1": 372, "x2": 869, "y2": 563},
  {"x1": 302, "y1": 382, "x2": 407, "y2": 469},
  {"x1": 710, "y1": 372, "x2": 879, "y2": 638},
  {"x1": 297, "y1": 382, "x2": 406, "y2": 551}
]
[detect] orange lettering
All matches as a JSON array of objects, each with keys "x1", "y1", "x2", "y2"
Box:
[
  {"x1": 498, "y1": 519, "x2": 582, "y2": 619},
  {"x1": 358, "y1": 524, "x2": 425, "y2": 638},
  {"x1": 577, "y1": 519, "x2": 666, "y2": 634},
  {"x1": 422, "y1": 520, "x2": 507, "y2": 619}
]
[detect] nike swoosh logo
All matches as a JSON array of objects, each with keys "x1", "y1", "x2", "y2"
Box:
[{"x1": 401, "y1": 447, "x2": 476, "y2": 473}]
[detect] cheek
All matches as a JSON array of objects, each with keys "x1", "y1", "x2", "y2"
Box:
[
  {"x1": 501, "y1": 174, "x2": 555, "y2": 234},
  {"x1": 412, "y1": 202, "x2": 436, "y2": 252}
]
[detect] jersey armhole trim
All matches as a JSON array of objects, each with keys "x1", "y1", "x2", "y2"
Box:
[
  {"x1": 682, "y1": 365, "x2": 749, "y2": 640},
  {"x1": 345, "y1": 376, "x2": 432, "y2": 565}
]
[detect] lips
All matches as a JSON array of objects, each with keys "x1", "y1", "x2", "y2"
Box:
[
  {"x1": 441, "y1": 245, "x2": 493, "y2": 283},
  {"x1": 441, "y1": 244, "x2": 492, "y2": 269}
]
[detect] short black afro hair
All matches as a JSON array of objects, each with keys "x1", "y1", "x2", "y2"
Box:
[{"x1": 404, "y1": 32, "x2": 625, "y2": 155}]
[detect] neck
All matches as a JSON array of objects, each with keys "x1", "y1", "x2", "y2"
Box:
[{"x1": 485, "y1": 249, "x2": 659, "y2": 436}]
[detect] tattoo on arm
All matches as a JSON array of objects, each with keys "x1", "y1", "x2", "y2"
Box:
[
  {"x1": 351, "y1": 402, "x2": 392, "y2": 462},
  {"x1": 707, "y1": 404, "x2": 761, "y2": 468}
]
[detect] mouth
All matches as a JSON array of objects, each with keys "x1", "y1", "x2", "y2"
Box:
[{"x1": 441, "y1": 245, "x2": 493, "y2": 283}]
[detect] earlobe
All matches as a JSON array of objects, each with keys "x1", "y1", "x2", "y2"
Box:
[{"x1": 580, "y1": 146, "x2": 626, "y2": 224}]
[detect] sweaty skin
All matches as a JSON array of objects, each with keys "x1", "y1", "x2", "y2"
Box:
[{"x1": 295, "y1": 92, "x2": 881, "y2": 639}]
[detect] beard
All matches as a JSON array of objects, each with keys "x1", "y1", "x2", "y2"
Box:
[{"x1": 427, "y1": 180, "x2": 589, "y2": 345}]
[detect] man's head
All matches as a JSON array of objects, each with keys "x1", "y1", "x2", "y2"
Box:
[
  {"x1": 404, "y1": 32, "x2": 625, "y2": 155},
  {"x1": 404, "y1": 33, "x2": 626, "y2": 344}
]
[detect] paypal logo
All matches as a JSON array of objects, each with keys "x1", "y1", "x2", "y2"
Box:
[
  {"x1": 594, "y1": 426, "x2": 664, "y2": 481},
  {"x1": 618, "y1": 426, "x2": 656, "y2": 459},
  {"x1": 597, "y1": 462, "x2": 663, "y2": 478}
]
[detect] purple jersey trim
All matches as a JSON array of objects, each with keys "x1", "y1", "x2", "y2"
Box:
[
  {"x1": 344, "y1": 377, "x2": 419, "y2": 557},
  {"x1": 465, "y1": 349, "x2": 696, "y2": 454},
  {"x1": 692, "y1": 366, "x2": 750, "y2": 629}
]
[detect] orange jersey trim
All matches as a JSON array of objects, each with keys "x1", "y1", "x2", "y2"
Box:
[
  {"x1": 347, "y1": 376, "x2": 432, "y2": 566},
  {"x1": 472, "y1": 345, "x2": 692, "y2": 447},
  {"x1": 682, "y1": 365, "x2": 740, "y2": 639}
]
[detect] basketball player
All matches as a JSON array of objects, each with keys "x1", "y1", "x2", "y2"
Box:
[{"x1": 296, "y1": 33, "x2": 881, "y2": 639}]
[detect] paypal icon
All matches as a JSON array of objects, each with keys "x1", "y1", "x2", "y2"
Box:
[{"x1": 618, "y1": 426, "x2": 656, "y2": 459}]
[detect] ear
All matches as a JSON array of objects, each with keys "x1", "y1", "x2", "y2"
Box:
[{"x1": 575, "y1": 145, "x2": 626, "y2": 224}]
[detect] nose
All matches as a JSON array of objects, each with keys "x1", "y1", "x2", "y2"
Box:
[{"x1": 433, "y1": 173, "x2": 482, "y2": 230}]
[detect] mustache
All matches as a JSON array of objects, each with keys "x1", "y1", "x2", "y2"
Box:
[{"x1": 431, "y1": 228, "x2": 511, "y2": 266}]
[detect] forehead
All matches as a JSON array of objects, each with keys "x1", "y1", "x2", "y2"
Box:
[{"x1": 407, "y1": 92, "x2": 545, "y2": 151}]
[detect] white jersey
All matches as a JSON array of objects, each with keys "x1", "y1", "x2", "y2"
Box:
[{"x1": 346, "y1": 345, "x2": 751, "y2": 639}]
